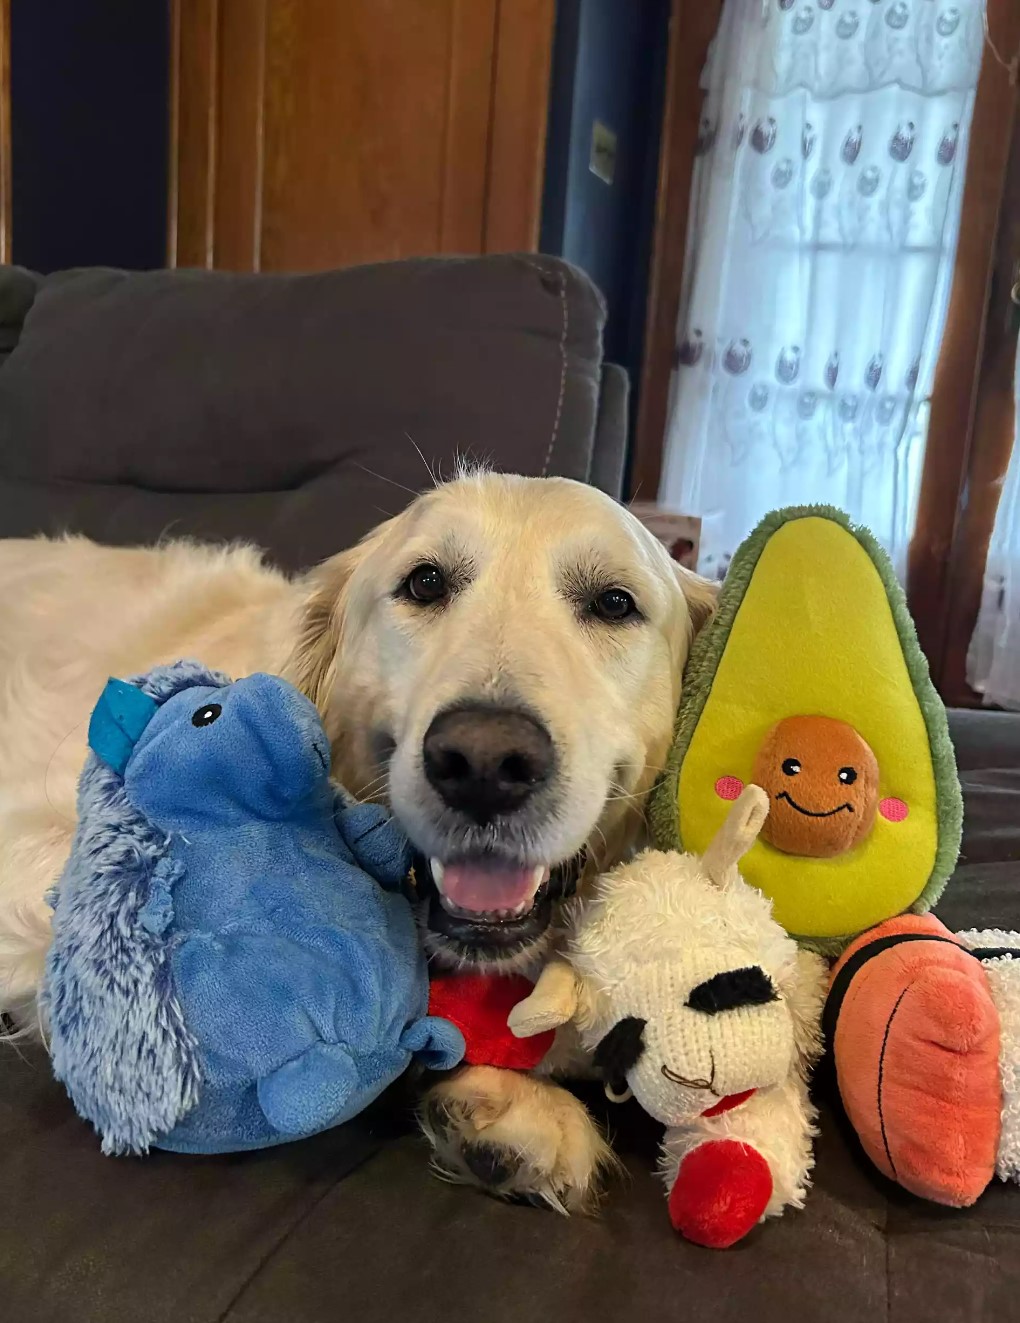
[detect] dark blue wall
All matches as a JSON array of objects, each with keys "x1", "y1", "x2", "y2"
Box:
[
  {"x1": 542, "y1": 0, "x2": 669, "y2": 406},
  {"x1": 11, "y1": 0, "x2": 170, "y2": 273}
]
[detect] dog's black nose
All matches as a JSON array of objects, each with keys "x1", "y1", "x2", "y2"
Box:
[{"x1": 423, "y1": 704, "x2": 555, "y2": 823}]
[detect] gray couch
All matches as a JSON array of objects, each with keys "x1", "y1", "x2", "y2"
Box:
[
  {"x1": 1, "y1": 255, "x2": 1018, "y2": 1323},
  {"x1": 0, "y1": 256, "x2": 628, "y2": 567}
]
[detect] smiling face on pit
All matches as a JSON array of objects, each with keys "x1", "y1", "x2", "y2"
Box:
[{"x1": 752, "y1": 715, "x2": 879, "y2": 858}]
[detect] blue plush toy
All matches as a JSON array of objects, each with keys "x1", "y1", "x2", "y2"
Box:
[{"x1": 43, "y1": 660, "x2": 464, "y2": 1155}]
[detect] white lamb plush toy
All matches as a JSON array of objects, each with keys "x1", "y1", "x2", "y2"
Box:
[{"x1": 509, "y1": 785, "x2": 828, "y2": 1248}]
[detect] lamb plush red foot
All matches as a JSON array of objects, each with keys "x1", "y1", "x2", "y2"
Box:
[{"x1": 668, "y1": 1140, "x2": 774, "y2": 1248}]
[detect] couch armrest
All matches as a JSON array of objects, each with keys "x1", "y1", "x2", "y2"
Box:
[{"x1": 588, "y1": 363, "x2": 628, "y2": 501}]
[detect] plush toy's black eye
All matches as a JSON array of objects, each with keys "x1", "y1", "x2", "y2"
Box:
[
  {"x1": 781, "y1": 757, "x2": 801, "y2": 776},
  {"x1": 403, "y1": 563, "x2": 448, "y2": 605},
  {"x1": 192, "y1": 703, "x2": 222, "y2": 727},
  {"x1": 591, "y1": 589, "x2": 638, "y2": 623},
  {"x1": 838, "y1": 766, "x2": 858, "y2": 785},
  {"x1": 687, "y1": 966, "x2": 777, "y2": 1014}
]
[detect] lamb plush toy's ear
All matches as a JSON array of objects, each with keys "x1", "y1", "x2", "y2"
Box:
[
  {"x1": 702, "y1": 784, "x2": 769, "y2": 887},
  {"x1": 507, "y1": 960, "x2": 582, "y2": 1038}
]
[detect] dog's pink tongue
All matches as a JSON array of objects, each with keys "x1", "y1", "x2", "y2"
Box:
[{"x1": 440, "y1": 863, "x2": 538, "y2": 913}]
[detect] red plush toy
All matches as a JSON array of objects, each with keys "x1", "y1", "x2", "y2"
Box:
[{"x1": 429, "y1": 971, "x2": 555, "y2": 1071}]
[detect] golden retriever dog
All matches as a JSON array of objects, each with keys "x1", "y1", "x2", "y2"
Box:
[{"x1": 0, "y1": 470, "x2": 713, "y2": 1209}]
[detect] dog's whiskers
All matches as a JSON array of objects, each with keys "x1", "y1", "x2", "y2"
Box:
[
  {"x1": 404, "y1": 432, "x2": 441, "y2": 490},
  {"x1": 601, "y1": 788, "x2": 648, "y2": 806},
  {"x1": 615, "y1": 757, "x2": 670, "y2": 777},
  {"x1": 353, "y1": 462, "x2": 423, "y2": 500},
  {"x1": 354, "y1": 772, "x2": 391, "y2": 801}
]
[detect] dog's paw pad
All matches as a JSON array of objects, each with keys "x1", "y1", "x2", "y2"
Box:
[{"x1": 463, "y1": 1141, "x2": 520, "y2": 1188}]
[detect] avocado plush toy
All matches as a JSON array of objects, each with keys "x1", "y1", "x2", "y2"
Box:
[
  {"x1": 651, "y1": 507, "x2": 1018, "y2": 1208},
  {"x1": 43, "y1": 661, "x2": 464, "y2": 1156}
]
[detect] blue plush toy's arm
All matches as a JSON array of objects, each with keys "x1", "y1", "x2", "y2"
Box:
[
  {"x1": 400, "y1": 1016, "x2": 465, "y2": 1072},
  {"x1": 332, "y1": 789, "x2": 412, "y2": 891}
]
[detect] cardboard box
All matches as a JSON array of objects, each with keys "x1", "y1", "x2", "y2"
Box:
[{"x1": 629, "y1": 503, "x2": 702, "y2": 571}]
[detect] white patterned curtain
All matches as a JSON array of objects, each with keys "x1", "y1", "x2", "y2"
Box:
[
  {"x1": 967, "y1": 334, "x2": 1020, "y2": 708},
  {"x1": 659, "y1": 0, "x2": 985, "y2": 580}
]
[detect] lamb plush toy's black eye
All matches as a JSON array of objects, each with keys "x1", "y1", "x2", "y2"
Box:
[{"x1": 192, "y1": 702, "x2": 222, "y2": 728}]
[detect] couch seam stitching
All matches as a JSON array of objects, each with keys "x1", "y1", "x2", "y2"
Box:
[
  {"x1": 542, "y1": 268, "x2": 569, "y2": 477},
  {"x1": 211, "y1": 1174, "x2": 353, "y2": 1323}
]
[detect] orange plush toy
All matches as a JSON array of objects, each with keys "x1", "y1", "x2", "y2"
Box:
[
  {"x1": 825, "y1": 915, "x2": 1003, "y2": 1202},
  {"x1": 652, "y1": 506, "x2": 1019, "y2": 1208}
]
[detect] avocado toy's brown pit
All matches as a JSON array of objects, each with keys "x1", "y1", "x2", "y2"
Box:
[{"x1": 753, "y1": 715, "x2": 879, "y2": 858}]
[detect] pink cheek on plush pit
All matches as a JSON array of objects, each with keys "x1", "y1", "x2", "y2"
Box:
[
  {"x1": 879, "y1": 797, "x2": 909, "y2": 823},
  {"x1": 715, "y1": 776, "x2": 745, "y2": 802}
]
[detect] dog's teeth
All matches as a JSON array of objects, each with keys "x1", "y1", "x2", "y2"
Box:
[
  {"x1": 532, "y1": 865, "x2": 549, "y2": 889},
  {"x1": 436, "y1": 892, "x2": 534, "y2": 924},
  {"x1": 430, "y1": 858, "x2": 446, "y2": 891}
]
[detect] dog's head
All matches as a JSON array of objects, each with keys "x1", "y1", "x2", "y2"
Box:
[{"x1": 283, "y1": 472, "x2": 715, "y2": 969}]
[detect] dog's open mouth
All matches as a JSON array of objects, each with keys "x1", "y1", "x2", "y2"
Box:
[
  {"x1": 415, "y1": 853, "x2": 584, "y2": 951},
  {"x1": 432, "y1": 859, "x2": 550, "y2": 923}
]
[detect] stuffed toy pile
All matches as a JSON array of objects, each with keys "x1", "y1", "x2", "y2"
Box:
[
  {"x1": 43, "y1": 661, "x2": 464, "y2": 1155},
  {"x1": 651, "y1": 506, "x2": 1020, "y2": 1208},
  {"x1": 511, "y1": 785, "x2": 828, "y2": 1249}
]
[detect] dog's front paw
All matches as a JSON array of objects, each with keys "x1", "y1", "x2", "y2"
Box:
[{"x1": 420, "y1": 1064, "x2": 615, "y2": 1213}]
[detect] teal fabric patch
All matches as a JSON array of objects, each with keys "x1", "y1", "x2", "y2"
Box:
[{"x1": 88, "y1": 678, "x2": 159, "y2": 775}]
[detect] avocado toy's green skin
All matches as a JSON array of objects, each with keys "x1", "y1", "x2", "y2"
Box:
[{"x1": 649, "y1": 504, "x2": 964, "y2": 956}]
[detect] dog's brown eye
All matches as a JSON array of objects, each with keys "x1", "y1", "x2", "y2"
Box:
[
  {"x1": 404, "y1": 563, "x2": 448, "y2": 605},
  {"x1": 591, "y1": 589, "x2": 637, "y2": 622}
]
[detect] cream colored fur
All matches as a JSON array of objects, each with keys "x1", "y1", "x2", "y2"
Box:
[
  {"x1": 956, "y1": 929, "x2": 1020, "y2": 1185},
  {"x1": 0, "y1": 471, "x2": 714, "y2": 1210}
]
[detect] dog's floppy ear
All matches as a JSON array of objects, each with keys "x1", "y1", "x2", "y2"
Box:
[
  {"x1": 283, "y1": 551, "x2": 359, "y2": 710},
  {"x1": 283, "y1": 522, "x2": 391, "y2": 710},
  {"x1": 592, "y1": 1015, "x2": 646, "y2": 1101},
  {"x1": 675, "y1": 563, "x2": 717, "y2": 637}
]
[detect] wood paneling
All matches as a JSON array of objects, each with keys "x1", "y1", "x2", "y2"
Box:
[
  {"x1": 906, "y1": 0, "x2": 1020, "y2": 683},
  {"x1": 440, "y1": 0, "x2": 499, "y2": 252},
  {"x1": 170, "y1": 0, "x2": 549, "y2": 273},
  {"x1": 0, "y1": 0, "x2": 10, "y2": 265},
  {"x1": 629, "y1": 0, "x2": 723, "y2": 501},
  {"x1": 936, "y1": 103, "x2": 1020, "y2": 706},
  {"x1": 213, "y1": 0, "x2": 268, "y2": 271},
  {"x1": 483, "y1": 0, "x2": 554, "y2": 254},
  {"x1": 169, "y1": 0, "x2": 219, "y2": 268}
]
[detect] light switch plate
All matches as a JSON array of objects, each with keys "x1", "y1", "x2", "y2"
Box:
[{"x1": 589, "y1": 120, "x2": 617, "y2": 185}]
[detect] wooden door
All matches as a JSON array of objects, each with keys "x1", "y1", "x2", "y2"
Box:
[
  {"x1": 630, "y1": 0, "x2": 723, "y2": 502},
  {"x1": 923, "y1": 104, "x2": 1020, "y2": 705},
  {"x1": 907, "y1": 1, "x2": 1020, "y2": 700},
  {"x1": 169, "y1": 0, "x2": 554, "y2": 272}
]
